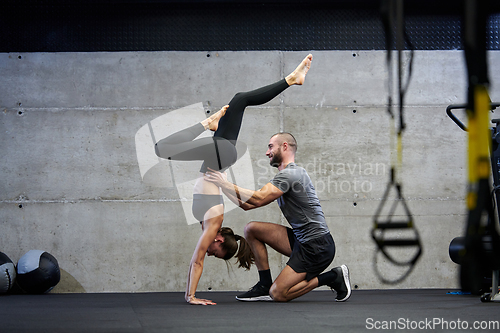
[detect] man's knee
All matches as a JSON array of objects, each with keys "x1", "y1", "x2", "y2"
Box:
[
  {"x1": 269, "y1": 284, "x2": 289, "y2": 303},
  {"x1": 243, "y1": 221, "x2": 258, "y2": 239}
]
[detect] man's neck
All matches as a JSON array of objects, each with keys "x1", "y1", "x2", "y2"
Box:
[{"x1": 277, "y1": 159, "x2": 295, "y2": 171}]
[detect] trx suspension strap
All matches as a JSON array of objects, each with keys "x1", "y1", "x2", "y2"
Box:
[
  {"x1": 460, "y1": 0, "x2": 500, "y2": 294},
  {"x1": 372, "y1": 0, "x2": 422, "y2": 284}
]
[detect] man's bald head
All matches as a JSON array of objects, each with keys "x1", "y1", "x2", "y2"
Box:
[{"x1": 271, "y1": 132, "x2": 297, "y2": 154}]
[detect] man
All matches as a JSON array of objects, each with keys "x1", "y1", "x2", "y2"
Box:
[{"x1": 204, "y1": 132, "x2": 351, "y2": 302}]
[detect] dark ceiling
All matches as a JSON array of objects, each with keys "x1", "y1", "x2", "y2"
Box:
[{"x1": 1, "y1": 0, "x2": 499, "y2": 52}]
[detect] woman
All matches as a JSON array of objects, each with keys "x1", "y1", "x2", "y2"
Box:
[{"x1": 155, "y1": 54, "x2": 313, "y2": 305}]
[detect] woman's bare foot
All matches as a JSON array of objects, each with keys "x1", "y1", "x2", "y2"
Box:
[
  {"x1": 285, "y1": 54, "x2": 313, "y2": 86},
  {"x1": 204, "y1": 105, "x2": 229, "y2": 131}
]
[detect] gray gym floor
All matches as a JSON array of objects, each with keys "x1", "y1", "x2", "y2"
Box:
[{"x1": 1, "y1": 289, "x2": 499, "y2": 332}]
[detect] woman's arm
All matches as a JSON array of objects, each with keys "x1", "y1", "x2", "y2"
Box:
[{"x1": 185, "y1": 220, "x2": 220, "y2": 305}]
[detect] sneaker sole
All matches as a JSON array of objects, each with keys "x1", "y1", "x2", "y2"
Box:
[
  {"x1": 236, "y1": 295, "x2": 273, "y2": 302},
  {"x1": 335, "y1": 264, "x2": 351, "y2": 302}
]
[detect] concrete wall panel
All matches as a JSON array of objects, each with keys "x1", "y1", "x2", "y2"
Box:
[{"x1": 1, "y1": 51, "x2": 499, "y2": 293}]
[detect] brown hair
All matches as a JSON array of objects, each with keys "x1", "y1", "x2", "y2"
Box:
[
  {"x1": 219, "y1": 227, "x2": 255, "y2": 270},
  {"x1": 271, "y1": 132, "x2": 297, "y2": 153}
]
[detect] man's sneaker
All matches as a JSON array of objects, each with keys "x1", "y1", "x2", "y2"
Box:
[
  {"x1": 236, "y1": 282, "x2": 272, "y2": 301},
  {"x1": 329, "y1": 264, "x2": 351, "y2": 302}
]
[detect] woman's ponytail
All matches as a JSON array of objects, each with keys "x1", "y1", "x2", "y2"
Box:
[
  {"x1": 234, "y1": 235, "x2": 255, "y2": 270},
  {"x1": 220, "y1": 227, "x2": 255, "y2": 270}
]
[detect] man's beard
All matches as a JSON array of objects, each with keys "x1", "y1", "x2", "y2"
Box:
[{"x1": 269, "y1": 149, "x2": 282, "y2": 168}]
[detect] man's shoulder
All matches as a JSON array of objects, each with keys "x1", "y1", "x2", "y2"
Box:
[
  {"x1": 282, "y1": 162, "x2": 304, "y2": 172},
  {"x1": 275, "y1": 163, "x2": 308, "y2": 181}
]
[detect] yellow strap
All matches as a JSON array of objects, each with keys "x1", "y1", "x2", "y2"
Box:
[
  {"x1": 397, "y1": 132, "x2": 403, "y2": 184},
  {"x1": 389, "y1": 117, "x2": 396, "y2": 177},
  {"x1": 389, "y1": 114, "x2": 403, "y2": 184},
  {"x1": 466, "y1": 85, "x2": 491, "y2": 210}
]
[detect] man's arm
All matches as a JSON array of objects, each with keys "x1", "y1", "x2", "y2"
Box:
[{"x1": 204, "y1": 169, "x2": 283, "y2": 210}]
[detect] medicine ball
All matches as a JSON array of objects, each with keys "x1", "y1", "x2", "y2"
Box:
[
  {"x1": 0, "y1": 252, "x2": 16, "y2": 294},
  {"x1": 16, "y1": 250, "x2": 60, "y2": 294}
]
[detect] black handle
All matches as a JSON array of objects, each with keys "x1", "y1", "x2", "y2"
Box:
[
  {"x1": 446, "y1": 103, "x2": 500, "y2": 132},
  {"x1": 446, "y1": 104, "x2": 468, "y2": 131}
]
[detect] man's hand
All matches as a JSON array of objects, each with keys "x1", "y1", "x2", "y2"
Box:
[
  {"x1": 204, "y1": 167, "x2": 282, "y2": 210},
  {"x1": 204, "y1": 168, "x2": 227, "y2": 186}
]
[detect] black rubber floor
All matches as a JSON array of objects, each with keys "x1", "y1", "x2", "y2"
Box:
[{"x1": 1, "y1": 289, "x2": 499, "y2": 332}]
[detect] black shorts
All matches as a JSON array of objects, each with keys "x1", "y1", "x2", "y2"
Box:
[
  {"x1": 192, "y1": 194, "x2": 224, "y2": 222},
  {"x1": 286, "y1": 227, "x2": 336, "y2": 281}
]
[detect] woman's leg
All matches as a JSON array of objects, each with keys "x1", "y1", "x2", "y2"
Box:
[
  {"x1": 213, "y1": 79, "x2": 290, "y2": 142},
  {"x1": 155, "y1": 123, "x2": 206, "y2": 159},
  {"x1": 154, "y1": 106, "x2": 227, "y2": 160},
  {"x1": 157, "y1": 53, "x2": 313, "y2": 168},
  {"x1": 169, "y1": 79, "x2": 292, "y2": 171},
  {"x1": 214, "y1": 53, "x2": 313, "y2": 142}
]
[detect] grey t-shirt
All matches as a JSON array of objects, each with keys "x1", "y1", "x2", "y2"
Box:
[{"x1": 270, "y1": 163, "x2": 330, "y2": 243}]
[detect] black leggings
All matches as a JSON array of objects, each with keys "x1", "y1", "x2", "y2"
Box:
[{"x1": 155, "y1": 78, "x2": 289, "y2": 171}]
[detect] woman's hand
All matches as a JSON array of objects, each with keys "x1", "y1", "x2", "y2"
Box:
[
  {"x1": 204, "y1": 168, "x2": 227, "y2": 186},
  {"x1": 186, "y1": 295, "x2": 216, "y2": 305}
]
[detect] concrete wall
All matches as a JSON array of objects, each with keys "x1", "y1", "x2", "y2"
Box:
[{"x1": 1, "y1": 51, "x2": 499, "y2": 293}]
